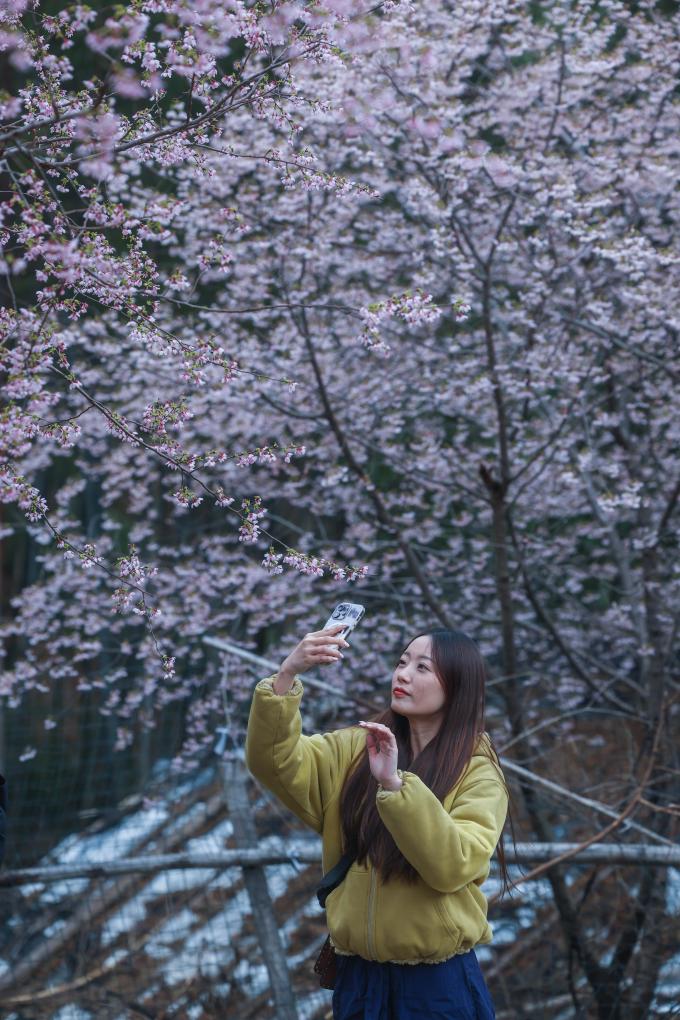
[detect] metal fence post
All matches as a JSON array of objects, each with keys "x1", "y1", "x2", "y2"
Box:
[{"x1": 223, "y1": 758, "x2": 299, "y2": 1020}]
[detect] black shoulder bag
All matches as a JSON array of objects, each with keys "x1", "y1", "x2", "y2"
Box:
[{"x1": 313, "y1": 851, "x2": 354, "y2": 989}]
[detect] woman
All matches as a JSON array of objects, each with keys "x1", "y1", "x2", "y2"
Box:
[{"x1": 245, "y1": 624, "x2": 510, "y2": 1019}]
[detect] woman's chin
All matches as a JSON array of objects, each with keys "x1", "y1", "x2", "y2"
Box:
[{"x1": 391, "y1": 697, "x2": 411, "y2": 716}]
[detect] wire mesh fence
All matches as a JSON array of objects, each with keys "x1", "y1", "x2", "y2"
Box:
[
  {"x1": 1, "y1": 650, "x2": 678, "y2": 1020},
  {"x1": 0, "y1": 754, "x2": 336, "y2": 1019}
]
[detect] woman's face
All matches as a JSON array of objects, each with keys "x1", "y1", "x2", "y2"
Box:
[{"x1": 390, "y1": 635, "x2": 446, "y2": 722}]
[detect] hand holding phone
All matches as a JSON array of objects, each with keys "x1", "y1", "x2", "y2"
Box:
[
  {"x1": 274, "y1": 625, "x2": 349, "y2": 692},
  {"x1": 274, "y1": 604, "x2": 365, "y2": 694}
]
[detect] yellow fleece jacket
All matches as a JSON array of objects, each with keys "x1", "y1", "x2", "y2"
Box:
[{"x1": 245, "y1": 675, "x2": 509, "y2": 964}]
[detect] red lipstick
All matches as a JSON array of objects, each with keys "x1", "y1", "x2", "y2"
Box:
[{"x1": 392, "y1": 688, "x2": 408, "y2": 698}]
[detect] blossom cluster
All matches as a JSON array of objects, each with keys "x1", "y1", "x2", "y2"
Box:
[
  {"x1": 234, "y1": 442, "x2": 306, "y2": 467},
  {"x1": 0, "y1": 466, "x2": 48, "y2": 522},
  {"x1": 238, "y1": 495, "x2": 267, "y2": 543},
  {"x1": 262, "y1": 547, "x2": 370, "y2": 582},
  {"x1": 142, "y1": 399, "x2": 195, "y2": 436},
  {"x1": 358, "y1": 291, "x2": 470, "y2": 352}
]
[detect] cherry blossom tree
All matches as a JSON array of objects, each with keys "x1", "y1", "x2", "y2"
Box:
[
  {"x1": 220, "y1": 3, "x2": 678, "y2": 1014},
  {"x1": 0, "y1": 0, "x2": 386, "y2": 743},
  {"x1": 1, "y1": 0, "x2": 679, "y2": 1014}
]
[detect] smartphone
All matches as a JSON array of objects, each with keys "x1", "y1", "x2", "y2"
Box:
[{"x1": 322, "y1": 603, "x2": 365, "y2": 644}]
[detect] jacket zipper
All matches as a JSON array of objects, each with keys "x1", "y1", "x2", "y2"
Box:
[{"x1": 366, "y1": 864, "x2": 377, "y2": 959}]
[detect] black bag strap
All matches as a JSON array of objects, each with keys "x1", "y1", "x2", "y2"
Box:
[
  {"x1": 0, "y1": 774, "x2": 6, "y2": 867},
  {"x1": 316, "y1": 851, "x2": 354, "y2": 909}
]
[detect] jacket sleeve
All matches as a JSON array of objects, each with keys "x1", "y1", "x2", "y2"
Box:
[
  {"x1": 245, "y1": 675, "x2": 352, "y2": 834},
  {"x1": 375, "y1": 758, "x2": 508, "y2": 893}
]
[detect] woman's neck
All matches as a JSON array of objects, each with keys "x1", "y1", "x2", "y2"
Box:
[{"x1": 408, "y1": 715, "x2": 442, "y2": 758}]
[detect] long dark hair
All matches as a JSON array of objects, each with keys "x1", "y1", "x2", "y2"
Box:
[{"x1": 339, "y1": 629, "x2": 515, "y2": 894}]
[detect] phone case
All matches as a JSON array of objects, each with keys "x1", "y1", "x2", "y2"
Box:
[{"x1": 322, "y1": 602, "x2": 365, "y2": 641}]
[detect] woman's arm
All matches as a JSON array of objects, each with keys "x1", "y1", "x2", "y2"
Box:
[
  {"x1": 358, "y1": 719, "x2": 507, "y2": 892},
  {"x1": 245, "y1": 626, "x2": 351, "y2": 833},
  {"x1": 375, "y1": 760, "x2": 509, "y2": 893}
]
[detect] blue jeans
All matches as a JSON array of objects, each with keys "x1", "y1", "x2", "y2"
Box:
[{"x1": 332, "y1": 950, "x2": 496, "y2": 1020}]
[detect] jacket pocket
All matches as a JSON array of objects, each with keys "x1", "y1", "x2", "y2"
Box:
[
  {"x1": 375, "y1": 878, "x2": 463, "y2": 961},
  {"x1": 434, "y1": 896, "x2": 463, "y2": 944},
  {"x1": 326, "y1": 866, "x2": 370, "y2": 957}
]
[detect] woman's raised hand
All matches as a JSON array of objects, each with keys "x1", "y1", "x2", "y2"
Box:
[
  {"x1": 358, "y1": 721, "x2": 402, "y2": 791},
  {"x1": 274, "y1": 625, "x2": 349, "y2": 694}
]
